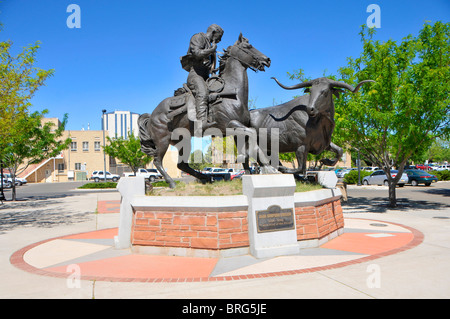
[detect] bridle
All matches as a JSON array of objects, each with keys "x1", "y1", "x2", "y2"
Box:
[{"x1": 228, "y1": 44, "x2": 264, "y2": 72}]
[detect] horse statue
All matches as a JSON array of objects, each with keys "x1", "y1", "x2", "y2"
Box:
[{"x1": 138, "y1": 33, "x2": 272, "y2": 188}]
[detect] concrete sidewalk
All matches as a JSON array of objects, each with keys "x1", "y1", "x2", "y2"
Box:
[{"x1": 1, "y1": 190, "x2": 450, "y2": 299}]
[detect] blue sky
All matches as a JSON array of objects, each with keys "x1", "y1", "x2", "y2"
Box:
[{"x1": 1, "y1": 0, "x2": 449, "y2": 132}]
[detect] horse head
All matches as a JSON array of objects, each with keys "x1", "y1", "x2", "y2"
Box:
[{"x1": 220, "y1": 33, "x2": 271, "y2": 72}]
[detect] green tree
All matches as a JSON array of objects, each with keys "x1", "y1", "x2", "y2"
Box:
[
  {"x1": 0, "y1": 34, "x2": 54, "y2": 158},
  {"x1": 103, "y1": 133, "x2": 153, "y2": 175},
  {"x1": 334, "y1": 22, "x2": 450, "y2": 207},
  {"x1": 1, "y1": 27, "x2": 70, "y2": 201},
  {"x1": 3, "y1": 111, "x2": 70, "y2": 200}
]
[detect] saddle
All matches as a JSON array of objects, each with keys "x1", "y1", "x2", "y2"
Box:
[{"x1": 167, "y1": 76, "x2": 236, "y2": 121}]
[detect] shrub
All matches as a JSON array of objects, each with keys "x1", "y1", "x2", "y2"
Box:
[
  {"x1": 431, "y1": 170, "x2": 450, "y2": 181},
  {"x1": 344, "y1": 170, "x2": 371, "y2": 184},
  {"x1": 78, "y1": 182, "x2": 117, "y2": 189}
]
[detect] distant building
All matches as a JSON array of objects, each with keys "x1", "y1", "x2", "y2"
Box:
[
  {"x1": 19, "y1": 115, "x2": 183, "y2": 183},
  {"x1": 102, "y1": 110, "x2": 140, "y2": 139}
]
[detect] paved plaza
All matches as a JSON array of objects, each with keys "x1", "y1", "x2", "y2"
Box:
[{"x1": 1, "y1": 183, "x2": 450, "y2": 299}]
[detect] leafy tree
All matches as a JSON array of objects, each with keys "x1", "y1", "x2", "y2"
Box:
[
  {"x1": 1, "y1": 27, "x2": 70, "y2": 201},
  {"x1": 334, "y1": 22, "x2": 450, "y2": 207},
  {"x1": 0, "y1": 34, "x2": 54, "y2": 158},
  {"x1": 103, "y1": 133, "x2": 153, "y2": 175},
  {"x1": 425, "y1": 138, "x2": 450, "y2": 163},
  {"x1": 279, "y1": 152, "x2": 296, "y2": 169},
  {"x1": 189, "y1": 149, "x2": 210, "y2": 171},
  {"x1": 3, "y1": 111, "x2": 70, "y2": 200}
]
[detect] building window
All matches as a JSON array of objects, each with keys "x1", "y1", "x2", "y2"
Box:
[
  {"x1": 71, "y1": 141, "x2": 77, "y2": 151},
  {"x1": 75, "y1": 163, "x2": 82, "y2": 170},
  {"x1": 94, "y1": 141, "x2": 101, "y2": 151},
  {"x1": 82, "y1": 141, "x2": 89, "y2": 151},
  {"x1": 57, "y1": 163, "x2": 65, "y2": 173}
]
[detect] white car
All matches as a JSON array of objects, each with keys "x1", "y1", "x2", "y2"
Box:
[
  {"x1": 123, "y1": 168, "x2": 162, "y2": 182},
  {"x1": 1, "y1": 177, "x2": 11, "y2": 189},
  {"x1": 0, "y1": 173, "x2": 27, "y2": 186},
  {"x1": 362, "y1": 170, "x2": 408, "y2": 186},
  {"x1": 435, "y1": 165, "x2": 449, "y2": 171},
  {"x1": 89, "y1": 171, "x2": 120, "y2": 182}
]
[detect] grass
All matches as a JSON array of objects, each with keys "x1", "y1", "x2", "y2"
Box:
[
  {"x1": 147, "y1": 178, "x2": 323, "y2": 196},
  {"x1": 78, "y1": 182, "x2": 118, "y2": 189}
]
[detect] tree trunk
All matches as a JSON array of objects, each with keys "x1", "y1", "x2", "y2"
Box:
[
  {"x1": 11, "y1": 183, "x2": 17, "y2": 201},
  {"x1": 388, "y1": 181, "x2": 397, "y2": 208}
]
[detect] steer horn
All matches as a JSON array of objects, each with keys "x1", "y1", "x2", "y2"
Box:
[
  {"x1": 329, "y1": 80, "x2": 375, "y2": 93},
  {"x1": 271, "y1": 77, "x2": 313, "y2": 90}
]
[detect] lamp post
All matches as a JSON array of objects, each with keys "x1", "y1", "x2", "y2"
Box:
[
  {"x1": 357, "y1": 150, "x2": 361, "y2": 186},
  {"x1": 102, "y1": 109, "x2": 107, "y2": 182},
  {"x1": 0, "y1": 160, "x2": 5, "y2": 202}
]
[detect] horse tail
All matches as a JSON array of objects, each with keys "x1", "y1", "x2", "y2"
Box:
[{"x1": 138, "y1": 113, "x2": 157, "y2": 157}]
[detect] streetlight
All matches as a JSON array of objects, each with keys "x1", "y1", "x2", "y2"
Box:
[
  {"x1": 102, "y1": 109, "x2": 107, "y2": 182},
  {"x1": 0, "y1": 160, "x2": 5, "y2": 202}
]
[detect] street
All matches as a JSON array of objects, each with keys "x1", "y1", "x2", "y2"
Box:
[
  {"x1": 343, "y1": 181, "x2": 450, "y2": 214},
  {"x1": 1, "y1": 179, "x2": 449, "y2": 299},
  {"x1": 2, "y1": 179, "x2": 449, "y2": 210}
]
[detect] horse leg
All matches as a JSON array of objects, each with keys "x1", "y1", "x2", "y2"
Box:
[
  {"x1": 153, "y1": 136, "x2": 177, "y2": 189},
  {"x1": 234, "y1": 135, "x2": 251, "y2": 174}
]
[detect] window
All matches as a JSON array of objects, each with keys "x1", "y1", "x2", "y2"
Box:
[
  {"x1": 75, "y1": 163, "x2": 82, "y2": 170},
  {"x1": 71, "y1": 141, "x2": 77, "y2": 151},
  {"x1": 57, "y1": 163, "x2": 65, "y2": 173},
  {"x1": 94, "y1": 141, "x2": 101, "y2": 151},
  {"x1": 82, "y1": 141, "x2": 89, "y2": 151}
]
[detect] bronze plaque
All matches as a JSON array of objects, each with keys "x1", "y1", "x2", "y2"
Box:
[{"x1": 256, "y1": 205, "x2": 295, "y2": 233}]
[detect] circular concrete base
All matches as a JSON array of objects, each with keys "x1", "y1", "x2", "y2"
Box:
[{"x1": 10, "y1": 218, "x2": 424, "y2": 282}]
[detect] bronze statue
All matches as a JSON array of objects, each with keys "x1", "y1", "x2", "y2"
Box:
[
  {"x1": 181, "y1": 24, "x2": 224, "y2": 131},
  {"x1": 247, "y1": 77, "x2": 374, "y2": 176},
  {"x1": 139, "y1": 33, "x2": 272, "y2": 188}
]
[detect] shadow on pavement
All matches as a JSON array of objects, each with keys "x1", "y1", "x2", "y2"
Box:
[
  {"x1": 0, "y1": 196, "x2": 93, "y2": 233},
  {"x1": 342, "y1": 196, "x2": 450, "y2": 213}
]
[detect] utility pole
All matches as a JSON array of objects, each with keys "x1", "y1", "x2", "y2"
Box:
[
  {"x1": 102, "y1": 109, "x2": 107, "y2": 182},
  {"x1": 357, "y1": 151, "x2": 361, "y2": 186}
]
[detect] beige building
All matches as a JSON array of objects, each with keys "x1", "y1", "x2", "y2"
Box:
[
  {"x1": 20, "y1": 128, "x2": 112, "y2": 183},
  {"x1": 19, "y1": 117, "x2": 183, "y2": 183}
]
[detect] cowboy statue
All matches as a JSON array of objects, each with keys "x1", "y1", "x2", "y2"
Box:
[{"x1": 180, "y1": 24, "x2": 224, "y2": 131}]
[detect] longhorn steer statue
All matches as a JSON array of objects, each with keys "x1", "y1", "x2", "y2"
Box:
[{"x1": 248, "y1": 77, "x2": 374, "y2": 176}]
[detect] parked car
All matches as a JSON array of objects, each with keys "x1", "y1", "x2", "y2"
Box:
[
  {"x1": 202, "y1": 167, "x2": 212, "y2": 174},
  {"x1": 0, "y1": 173, "x2": 27, "y2": 186},
  {"x1": 230, "y1": 170, "x2": 245, "y2": 180},
  {"x1": 123, "y1": 168, "x2": 162, "y2": 182},
  {"x1": 89, "y1": 170, "x2": 120, "y2": 182},
  {"x1": 336, "y1": 168, "x2": 356, "y2": 178},
  {"x1": 363, "y1": 167, "x2": 379, "y2": 171},
  {"x1": 415, "y1": 164, "x2": 432, "y2": 171},
  {"x1": 435, "y1": 165, "x2": 449, "y2": 171},
  {"x1": 404, "y1": 169, "x2": 438, "y2": 186},
  {"x1": 362, "y1": 170, "x2": 408, "y2": 187},
  {"x1": 0, "y1": 177, "x2": 11, "y2": 189}
]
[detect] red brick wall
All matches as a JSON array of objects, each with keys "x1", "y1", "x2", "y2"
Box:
[
  {"x1": 131, "y1": 199, "x2": 343, "y2": 250},
  {"x1": 131, "y1": 210, "x2": 249, "y2": 250},
  {"x1": 295, "y1": 199, "x2": 344, "y2": 241}
]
